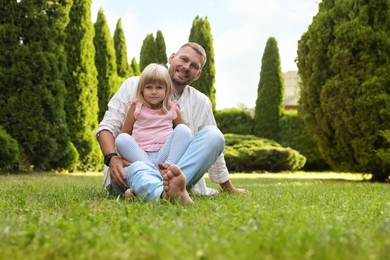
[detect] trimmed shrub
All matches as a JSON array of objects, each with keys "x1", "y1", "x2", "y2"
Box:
[
  {"x1": 224, "y1": 134, "x2": 306, "y2": 172},
  {"x1": 215, "y1": 108, "x2": 253, "y2": 134},
  {"x1": 0, "y1": 126, "x2": 20, "y2": 170},
  {"x1": 224, "y1": 133, "x2": 278, "y2": 147},
  {"x1": 278, "y1": 111, "x2": 329, "y2": 171}
]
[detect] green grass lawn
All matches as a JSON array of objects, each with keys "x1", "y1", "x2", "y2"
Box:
[{"x1": 0, "y1": 172, "x2": 389, "y2": 260}]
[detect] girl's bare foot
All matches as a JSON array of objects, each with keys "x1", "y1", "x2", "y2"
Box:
[{"x1": 162, "y1": 164, "x2": 193, "y2": 205}]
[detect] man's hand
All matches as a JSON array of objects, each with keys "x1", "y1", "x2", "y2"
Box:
[
  {"x1": 109, "y1": 156, "x2": 131, "y2": 190},
  {"x1": 220, "y1": 180, "x2": 250, "y2": 194}
]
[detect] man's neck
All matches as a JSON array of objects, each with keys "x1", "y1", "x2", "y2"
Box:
[{"x1": 174, "y1": 85, "x2": 186, "y2": 95}]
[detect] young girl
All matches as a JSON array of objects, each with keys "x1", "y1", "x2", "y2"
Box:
[{"x1": 115, "y1": 63, "x2": 192, "y2": 196}]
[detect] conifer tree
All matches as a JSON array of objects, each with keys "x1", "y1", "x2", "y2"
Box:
[
  {"x1": 113, "y1": 18, "x2": 133, "y2": 78},
  {"x1": 64, "y1": 0, "x2": 100, "y2": 170},
  {"x1": 131, "y1": 57, "x2": 141, "y2": 76},
  {"x1": 297, "y1": 0, "x2": 390, "y2": 181},
  {"x1": 0, "y1": 0, "x2": 78, "y2": 171},
  {"x1": 188, "y1": 16, "x2": 216, "y2": 111},
  {"x1": 253, "y1": 37, "x2": 284, "y2": 140},
  {"x1": 139, "y1": 33, "x2": 156, "y2": 71},
  {"x1": 155, "y1": 30, "x2": 167, "y2": 66},
  {"x1": 94, "y1": 8, "x2": 119, "y2": 122},
  {"x1": 139, "y1": 31, "x2": 168, "y2": 71}
]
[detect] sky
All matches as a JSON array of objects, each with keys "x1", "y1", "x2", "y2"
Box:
[{"x1": 91, "y1": 0, "x2": 319, "y2": 109}]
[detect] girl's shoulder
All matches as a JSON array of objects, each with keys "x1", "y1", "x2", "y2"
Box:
[
  {"x1": 170, "y1": 99, "x2": 178, "y2": 107},
  {"x1": 129, "y1": 99, "x2": 139, "y2": 107},
  {"x1": 128, "y1": 100, "x2": 144, "y2": 118},
  {"x1": 168, "y1": 100, "x2": 179, "y2": 113}
]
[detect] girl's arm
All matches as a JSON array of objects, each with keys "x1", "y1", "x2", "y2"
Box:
[
  {"x1": 173, "y1": 108, "x2": 186, "y2": 128},
  {"x1": 121, "y1": 105, "x2": 136, "y2": 134}
]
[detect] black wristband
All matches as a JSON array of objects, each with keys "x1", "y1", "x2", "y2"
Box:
[{"x1": 104, "y1": 153, "x2": 118, "y2": 166}]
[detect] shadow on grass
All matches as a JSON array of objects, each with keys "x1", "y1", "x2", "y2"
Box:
[{"x1": 209, "y1": 171, "x2": 385, "y2": 186}]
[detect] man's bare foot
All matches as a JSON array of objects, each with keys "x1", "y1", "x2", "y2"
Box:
[
  {"x1": 162, "y1": 164, "x2": 193, "y2": 205},
  {"x1": 158, "y1": 163, "x2": 170, "y2": 177},
  {"x1": 124, "y1": 188, "x2": 133, "y2": 201}
]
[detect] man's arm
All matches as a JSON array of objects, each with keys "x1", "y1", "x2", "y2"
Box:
[
  {"x1": 96, "y1": 77, "x2": 140, "y2": 190},
  {"x1": 97, "y1": 130, "x2": 129, "y2": 190}
]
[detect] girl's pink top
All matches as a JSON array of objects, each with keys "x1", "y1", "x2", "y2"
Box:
[{"x1": 130, "y1": 100, "x2": 178, "y2": 152}]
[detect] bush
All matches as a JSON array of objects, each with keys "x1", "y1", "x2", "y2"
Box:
[
  {"x1": 224, "y1": 133, "x2": 279, "y2": 147},
  {"x1": 278, "y1": 111, "x2": 329, "y2": 171},
  {"x1": 215, "y1": 108, "x2": 253, "y2": 134},
  {"x1": 224, "y1": 134, "x2": 306, "y2": 172},
  {"x1": 377, "y1": 129, "x2": 390, "y2": 165},
  {"x1": 0, "y1": 126, "x2": 20, "y2": 170}
]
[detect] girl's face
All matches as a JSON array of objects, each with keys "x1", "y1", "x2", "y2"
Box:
[{"x1": 142, "y1": 82, "x2": 166, "y2": 109}]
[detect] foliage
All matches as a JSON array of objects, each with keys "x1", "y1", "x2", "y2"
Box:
[
  {"x1": 155, "y1": 30, "x2": 167, "y2": 66},
  {"x1": 0, "y1": 0, "x2": 77, "y2": 171},
  {"x1": 139, "y1": 34, "x2": 156, "y2": 71},
  {"x1": 139, "y1": 31, "x2": 167, "y2": 71},
  {"x1": 113, "y1": 18, "x2": 133, "y2": 78},
  {"x1": 94, "y1": 8, "x2": 120, "y2": 122},
  {"x1": 297, "y1": 0, "x2": 390, "y2": 181},
  {"x1": 223, "y1": 134, "x2": 306, "y2": 172},
  {"x1": 130, "y1": 57, "x2": 141, "y2": 76},
  {"x1": 253, "y1": 37, "x2": 284, "y2": 140},
  {"x1": 64, "y1": 0, "x2": 101, "y2": 171},
  {"x1": 377, "y1": 129, "x2": 390, "y2": 164},
  {"x1": 214, "y1": 108, "x2": 253, "y2": 134},
  {"x1": 188, "y1": 16, "x2": 217, "y2": 111},
  {"x1": 0, "y1": 126, "x2": 19, "y2": 170},
  {"x1": 278, "y1": 111, "x2": 329, "y2": 171},
  {"x1": 224, "y1": 133, "x2": 279, "y2": 147},
  {"x1": 1, "y1": 173, "x2": 388, "y2": 259}
]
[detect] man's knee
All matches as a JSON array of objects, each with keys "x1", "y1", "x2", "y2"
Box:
[
  {"x1": 203, "y1": 125, "x2": 224, "y2": 143},
  {"x1": 199, "y1": 125, "x2": 225, "y2": 153}
]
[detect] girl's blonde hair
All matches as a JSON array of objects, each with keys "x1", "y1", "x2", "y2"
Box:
[{"x1": 136, "y1": 63, "x2": 174, "y2": 113}]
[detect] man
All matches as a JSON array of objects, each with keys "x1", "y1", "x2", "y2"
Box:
[{"x1": 96, "y1": 42, "x2": 247, "y2": 204}]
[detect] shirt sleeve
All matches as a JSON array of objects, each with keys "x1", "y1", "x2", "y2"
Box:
[
  {"x1": 188, "y1": 89, "x2": 230, "y2": 184},
  {"x1": 208, "y1": 154, "x2": 230, "y2": 184}
]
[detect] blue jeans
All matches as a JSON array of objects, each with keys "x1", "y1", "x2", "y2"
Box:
[{"x1": 111, "y1": 125, "x2": 225, "y2": 201}]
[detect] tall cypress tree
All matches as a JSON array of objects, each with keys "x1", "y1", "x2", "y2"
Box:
[
  {"x1": 0, "y1": 0, "x2": 78, "y2": 171},
  {"x1": 130, "y1": 57, "x2": 141, "y2": 76},
  {"x1": 64, "y1": 0, "x2": 100, "y2": 170},
  {"x1": 155, "y1": 30, "x2": 167, "y2": 66},
  {"x1": 253, "y1": 37, "x2": 284, "y2": 140},
  {"x1": 297, "y1": 0, "x2": 390, "y2": 181},
  {"x1": 139, "y1": 31, "x2": 168, "y2": 71},
  {"x1": 113, "y1": 18, "x2": 133, "y2": 78},
  {"x1": 94, "y1": 8, "x2": 119, "y2": 122},
  {"x1": 139, "y1": 33, "x2": 156, "y2": 71},
  {"x1": 188, "y1": 16, "x2": 216, "y2": 111}
]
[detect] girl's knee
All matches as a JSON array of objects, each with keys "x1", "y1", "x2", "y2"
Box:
[
  {"x1": 175, "y1": 124, "x2": 192, "y2": 138},
  {"x1": 115, "y1": 133, "x2": 132, "y2": 146}
]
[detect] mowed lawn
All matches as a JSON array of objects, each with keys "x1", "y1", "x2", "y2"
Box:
[{"x1": 0, "y1": 172, "x2": 389, "y2": 260}]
